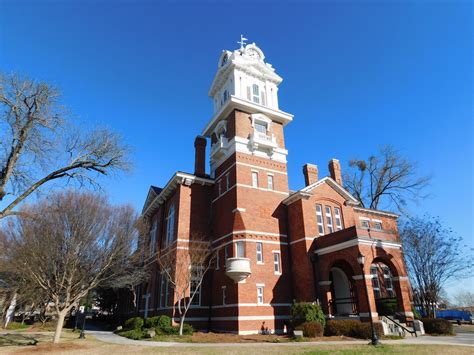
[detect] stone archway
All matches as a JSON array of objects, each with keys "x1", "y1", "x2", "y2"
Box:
[
  {"x1": 330, "y1": 267, "x2": 354, "y2": 315},
  {"x1": 370, "y1": 259, "x2": 399, "y2": 316}
]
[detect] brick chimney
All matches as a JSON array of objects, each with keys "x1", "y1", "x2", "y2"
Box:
[
  {"x1": 194, "y1": 136, "x2": 207, "y2": 177},
  {"x1": 328, "y1": 159, "x2": 342, "y2": 185},
  {"x1": 303, "y1": 164, "x2": 318, "y2": 186}
]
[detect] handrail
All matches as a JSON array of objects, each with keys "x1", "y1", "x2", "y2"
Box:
[{"x1": 384, "y1": 315, "x2": 417, "y2": 337}]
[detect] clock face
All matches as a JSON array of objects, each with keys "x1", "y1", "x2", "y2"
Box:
[{"x1": 246, "y1": 48, "x2": 260, "y2": 59}]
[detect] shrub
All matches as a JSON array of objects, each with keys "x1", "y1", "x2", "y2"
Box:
[
  {"x1": 118, "y1": 328, "x2": 146, "y2": 340},
  {"x1": 296, "y1": 321, "x2": 324, "y2": 337},
  {"x1": 124, "y1": 317, "x2": 144, "y2": 330},
  {"x1": 144, "y1": 316, "x2": 160, "y2": 329},
  {"x1": 6, "y1": 321, "x2": 30, "y2": 330},
  {"x1": 421, "y1": 318, "x2": 453, "y2": 335},
  {"x1": 324, "y1": 319, "x2": 383, "y2": 339},
  {"x1": 291, "y1": 301, "x2": 326, "y2": 328},
  {"x1": 376, "y1": 298, "x2": 398, "y2": 316},
  {"x1": 182, "y1": 323, "x2": 194, "y2": 335}
]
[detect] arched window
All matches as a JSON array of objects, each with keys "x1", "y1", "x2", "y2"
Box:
[
  {"x1": 165, "y1": 204, "x2": 175, "y2": 246},
  {"x1": 371, "y1": 263, "x2": 396, "y2": 299},
  {"x1": 150, "y1": 217, "x2": 158, "y2": 255}
]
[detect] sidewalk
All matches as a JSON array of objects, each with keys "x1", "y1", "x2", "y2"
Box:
[{"x1": 87, "y1": 330, "x2": 474, "y2": 348}]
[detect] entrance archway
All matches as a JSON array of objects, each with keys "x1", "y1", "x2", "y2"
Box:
[{"x1": 330, "y1": 267, "x2": 356, "y2": 315}]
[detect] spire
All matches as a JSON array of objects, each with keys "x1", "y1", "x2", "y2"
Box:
[{"x1": 237, "y1": 34, "x2": 248, "y2": 50}]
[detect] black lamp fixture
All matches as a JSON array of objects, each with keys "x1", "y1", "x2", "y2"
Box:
[{"x1": 357, "y1": 252, "x2": 380, "y2": 346}]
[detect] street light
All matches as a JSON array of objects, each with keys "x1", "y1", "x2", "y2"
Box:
[{"x1": 357, "y1": 252, "x2": 380, "y2": 346}]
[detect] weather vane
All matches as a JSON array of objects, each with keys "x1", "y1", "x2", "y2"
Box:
[{"x1": 238, "y1": 34, "x2": 248, "y2": 50}]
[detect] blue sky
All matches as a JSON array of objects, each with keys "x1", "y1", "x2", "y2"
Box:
[{"x1": 1, "y1": 0, "x2": 472, "y2": 296}]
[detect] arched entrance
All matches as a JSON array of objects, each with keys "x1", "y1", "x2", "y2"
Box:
[
  {"x1": 329, "y1": 266, "x2": 358, "y2": 316},
  {"x1": 370, "y1": 261, "x2": 399, "y2": 316}
]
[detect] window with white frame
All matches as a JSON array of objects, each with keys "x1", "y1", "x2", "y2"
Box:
[
  {"x1": 371, "y1": 265, "x2": 381, "y2": 299},
  {"x1": 252, "y1": 171, "x2": 259, "y2": 188},
  {"x1": 235, "y1": 241, "x2": 245, "y2": 258},
  {"x1": 218, "y1": 179, "x2": 222, "y2": 195},
  {"x1": 256, "y1": 242, "x2": 264, "y2": 264},
  {"x1": 383, "y1": 266, "x2": 395, "y2": 297},
  {"x1": 373, "y1": 221, "x2": 382, "y2": 231},
  {"x1": 325, "y1": 206, "x2": 334, "y2": 233},
  {"x1": 334, "y1": 207, "x2": 343, "y2": 231},
  {"x1": 160, "y1": 273, "x2": 169, "y2": 308},
  {"x1": 316, "y1": 204, "x2": 324, "y2": 236},
  {"x1": 267, "y1": 175, "x2": 274, "y2": 190},
  {"x1": 216, "y1": 249, "x2": 220, "y2": 270},
  {"x1": 165, "y1": 204, "x2": 175, "y2": 246},
  {"x1": 252, "y1": 84, "x2": 260, "y2": 104},
  {"x1": 150, "y1": 217, "x2": 158, "y2": 255},
  {"x1": 257, "y1": 285, "x2": 264, "y2": 304},
  {"x1": 254, "y1": 120, "x2": 267, "y2": 134},
  {"x1": 360, "y1": 218, "x2": 370, "y2": 229},
  {"x1": 224, "y1": 244, "x2": 229, "y2": 264},
  {"x1": 273, "y1": 251, "x2": 281, "y2": 274},
  {"x1": 226, "y1": 173, "x2": 230, "y2": 191},
  {"x1": 222, "y1": 286, "x2": 227, "y2": 305}
]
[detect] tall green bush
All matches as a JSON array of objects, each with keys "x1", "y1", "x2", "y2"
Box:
[
  {"x1": 124, "y1": 317, "x2": 144, "y2": 330},
  {"x1": 421, "y1": 318, "x2": 453, "y2": 335},
  {"x1": 291, "y1": 301, "x2": 326, "y2": 328},
  {"x1": 324, "y1": 319, "x2": 383, "y2": 339}
]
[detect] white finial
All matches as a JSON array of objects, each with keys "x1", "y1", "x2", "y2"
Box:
[{"x1": 238, "y1": 34, "x2": 248, "y2": 50}]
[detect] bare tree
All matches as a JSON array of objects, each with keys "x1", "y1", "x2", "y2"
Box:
[
  {"x1": 0, "y1": 191, "x2": 146, "y2": 343},
  {"x1": 0, "y1": 73, "x2": 129, "y2": 220},
  {"x1": 452, "y1": 290, "x2": 474, "y2": 310},
  {"x1": 157, "y1": 235, "x2": 215, "y2": 335},
  {"x1": 400, "y1": 216, "x2": 473, "y2": 318},
  {"x1": 343, "y1": 146, "x2": 430, "y2": 212}
]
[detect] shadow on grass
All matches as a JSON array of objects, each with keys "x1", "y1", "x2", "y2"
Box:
[{"x1": 0, "y1": 333, "x2": 49, "y2": 347}]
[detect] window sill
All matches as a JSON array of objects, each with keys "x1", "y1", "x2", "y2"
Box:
[{"x1": 256, "y1": 262, "x2": 265, "y2": 265}]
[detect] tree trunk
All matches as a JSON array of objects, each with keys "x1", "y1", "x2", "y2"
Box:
[
  {"x1": 53, "y1": 310, "x2": 67, "y2": 344},
  {"x1": 179, "y1": 316, "x2": 185, "y2": 336}
]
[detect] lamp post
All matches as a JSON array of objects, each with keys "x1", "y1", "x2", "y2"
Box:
[{"x1": 357, "y1": 252, "x2": 380, "y2": 346}]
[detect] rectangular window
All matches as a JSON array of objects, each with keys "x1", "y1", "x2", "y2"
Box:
[
  {"x1": 160, "y1": 274, "x2": 169, "y2": 308},
  {"x1": 190, "y1": 278, "x2": 201, "y2": 306},
  {"x1": 373, "y1": 221, "x2": 382, "y2": 230},
  {"x1": 383, "y1": 267, "x2": 395, "y2": 298},
  {"x1": 254, "y1": 121, "x2": 267, "y2": 134},
  {"x1": 257, "y1": 286, "x2": 264, "y2": 305},
  {"x1": 247, "y1": 86, "x2": 251, "y2": 101},
  {"x1": 150, "y1": 218, "x2": 158, "y2": 255},
  {"x1": 166, "y1": 204, "x2": 175, "y2": 246},
  {"x1": 256, "y1": 242, "x2": 263, "y2": 264},
  {"x1": 222, "y1": 286, "x2": 227, "y2": 305},
  {"x1": 334, "y1": 207, "x2": 343, "y2": 231},
  {"x1": 360, "y1": 218, "x2": 370, "y2": 229},
  {"x1": 252, "y1": 171, "x2": 259, "y2": 188},
  {"x1": 261, "y1": 91, "x2": 266, "y2": 106},
  {"x1": 371, "y1": 266, "x2": 381, "y2": 299},
  {"x1": 225, "y1": 173, "x2": 230, "y2": 191},
  {"x1": 218, "y1": 179, "x2": 222, "y2": 195},
  {"x1": 273, "y1": 252, "x2": 281, "y2": 274},
  {"x1": 325, "y1": 206, "x2": 334, "y2": 234},
  {"x1": 267, "y1": 175, "x2": 274, "y2": 190},
  {"x1": 235, "y1": 241, "x2": 245, "y2": 258},
  {"x1": 316, "y1": 204, "x2": 324, "y2": 236},
  {"x1": 216, "y1": 249, "x2": 220, "y2": 270},
  {"x1": 252, "y1": 84, "x2": 260, "y2": 104}
]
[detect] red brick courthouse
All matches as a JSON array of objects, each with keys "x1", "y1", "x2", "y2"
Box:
[{"x1": 134, "y1": 41, "x2": 414, "y2": 334}]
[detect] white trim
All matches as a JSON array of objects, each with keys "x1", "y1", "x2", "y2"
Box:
[
  {"x1": 300, "y1": 177, "x2": 360, "y2": 204},
  {"x1": 211, "y1": 303, "x2": 291, "y2": 309},
  {"x1": 213, "y1": 159, "x2": 287, "y2": 183},
  {"x1": 359, "y1": 312, "x2": 379, "y2": 317},
  {"x1": 212, "y1": 230, "x2": 287, "y2": 245},
  {"x1": 236, "y1": 183, "x2": 289, "y2": 196},
  {"x1": 393, "y1": 276, "x2": 409, "y2": 281},
  {"x1": 352, "y1": 274, "x2": 373, "y2": 280},
  {"x1": 400, "y1": 312, "x2": 414, "y2": 317},
  {"x1": 354, "y1": 206, "x2": 399, "y2": 218},
  {"x1": 185, "y1": 315, "x2": 291, "y2": 322},
  {"x1": 359, "y1": 217, "x2": 371, "y2": 221},
  {"x1": 212, "y1": 183, "x2": 236, "y2": 203},
  {"x1": 319, "y1": 281, "x2": 332, "y2": 285},
  {"x1": 289, "y1": 237, "x2": 315, "y2": 245},
  {"x1": 371, "y1": 219, "x2": 382, "y2": 223},
  {"x1": 256, "y1": 283, "x2": 265, "y2": 287},
  {"x1": 232, "y1": 207, "x2": 246, "y2": 213},
  {"x1": 315, "y1": 238, "x2": 402, "y2": 255}
]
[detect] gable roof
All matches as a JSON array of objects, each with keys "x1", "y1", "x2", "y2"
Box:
[{"x1": 282, "y1": 176, "x2": 360, "y2": 206}]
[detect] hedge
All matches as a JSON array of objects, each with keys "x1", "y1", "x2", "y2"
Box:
[
  {"x1": 421, "y1": 318, "x2": 453, "y2": 335},
  {"x1": 295, "y1": 321, "x2": 324, "y2": 337},
  {"x1": 324, "y1": 319, "x2": 383, "y2": 339},
  {"x1": 291, "y1": 302, "x2": 326, "y2": 328},
  {"x1": 124, "y1": 317, "x2": 144, "y2": 330}
]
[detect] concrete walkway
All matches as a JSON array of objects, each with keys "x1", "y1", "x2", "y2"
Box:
[{"x1": 87, "y1": 330, "x2": 474, "y2": 348}]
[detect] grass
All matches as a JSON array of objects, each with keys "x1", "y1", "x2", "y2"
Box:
[{"x1": 5, "y1": 322, "x2": 30, "y2": 330}]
